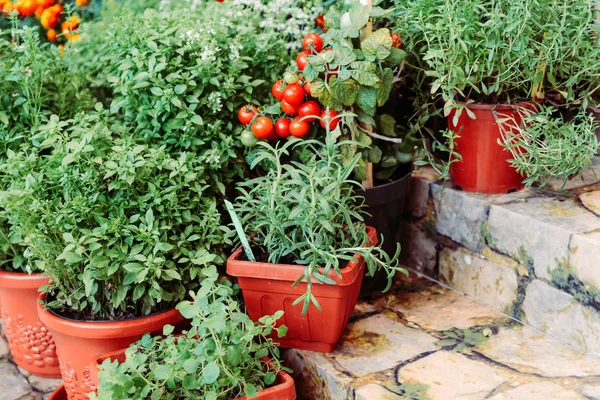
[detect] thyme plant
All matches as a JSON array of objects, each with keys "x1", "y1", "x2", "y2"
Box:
[
  {"x1": 501, "y1": 106, "x2": 600, "y2": 188},
  {"x1": 393, "y1": 0, "x2": 600, "y2": 183},
  {"x1": 92, "y1": 267, "x2": 287, "y2": 400},
  {"x1": 233, "y1": 135, "x2": 406, "y2": 314}
]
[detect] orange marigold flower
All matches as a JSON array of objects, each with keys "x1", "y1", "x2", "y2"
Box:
[
  {"x1": 2, "y1": 2, "x2": 15, "y2": 15},
  {"x1": 61, "y1": 15, "x2": 80, "y2": 33},
  {"x1": 40, "y1": 3, "x2": 61, "y2": 29},
  {"x1": 47, "y1": 28, "x2": 57, "y2": 42},
  {"x1": 75, "y1": 0, "x2": 88, "y2": 6},
  {"x1": 16, "y1": 0, "x2": 36, "y2": 17}
]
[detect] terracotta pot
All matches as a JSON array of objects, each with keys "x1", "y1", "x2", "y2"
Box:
[
  {"x1": 448, "y1": 102, "x2": 535, "y2": 194},
  {"x1": 37, "y1": 293, "x2": 184, "y2": 400},
  {"x1": 227, "y1": 226, "x2": 377, "y2": 353},
  {"x1": 88, "y1": 348, "x2": 296, "y2": 400},
  {"x1": 0, "y1": 271, "x2": 61, "y2": 378}
]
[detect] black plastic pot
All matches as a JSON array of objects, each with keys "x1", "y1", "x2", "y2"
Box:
[
  {"x1": 357, "y1": 163, "x2": 414, "y2": 298},
  {"x1": 590, "y1": 108, "x2": 600, "y2": 155}
]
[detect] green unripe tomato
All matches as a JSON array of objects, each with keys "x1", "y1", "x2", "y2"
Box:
[{"x1": 240, "y1": 130, "x2": 259, "y2": 147}]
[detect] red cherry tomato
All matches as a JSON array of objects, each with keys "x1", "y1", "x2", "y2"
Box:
[
  {"x1": 316, "y1": 15, "x2": 326, "y2": 29},
  {"x1": 283, "y1": 83, "x2": 305, "y2": 106},
  {"x1": 275, "y1": 118, "x2": 291, "y2": 138},
  {"x1": 281, "y1": 100, "x2": 299, "y2": 115},
  {"x1": 319, "y1": 110, "x2": 340, "y2": 130},
  {"x1": 289, "y1": 117, "x2": 310, "y2": 138},
  {"x1": 298, "y1": 101, "x2": 321, "y2": 122},
  {"x1": 391, "y1": 33, "x2": 403, "y2": 48},
  {"x1": 296, "y1": 51, "x2": 310, "y2": 71},
  {"x1": 303, "y1": 33, "x2": 323, "y2": 53},
  {"x1": 267, "y1": 130, "x2": 278, "y2": 141},
  {"x1": 303, "y1": 81, "x2": 312, "y2": 96},
  {"x1": 238, "y1": 105, "x2": 259, "y2": 125},
  {"x1": 251, "y1": 116, "x2": 274, "y2": 139},
  {"x1": 272, "y1": 80, "x2": 285, "y2": 100}
]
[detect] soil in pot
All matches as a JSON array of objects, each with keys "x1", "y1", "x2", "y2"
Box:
[
  {"x1": 0, "y1": 271, "x2": 61, "y2": 378},
  {"x1": 357, "y1": 163, "x2": 413, "y2": 298},
  {"x1": 37, "y1": 293, "x2": 185, "y2": 400},
  {"x1": 448, "y1": 102, "x2": 534, "y2": 194},
  {"x1": 227, "y1": 226, "x2": 377, "y2": 353}
]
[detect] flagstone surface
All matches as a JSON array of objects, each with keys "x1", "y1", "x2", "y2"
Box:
[
  {"x1": 284, "y1": 276, "x2": 600, "y2": 400},
  {"x1": 403, "y1": 157, "x2": 600, "y2": 356}
]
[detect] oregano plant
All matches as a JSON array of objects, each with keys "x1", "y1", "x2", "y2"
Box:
[
  {"x1": 92, "y1": 266, "x2": 288, "y2": 400},
  {"x1": 1, "y1": 110, "x2": 228, "y2": 320}
]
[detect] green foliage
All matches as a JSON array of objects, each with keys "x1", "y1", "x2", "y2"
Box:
[
  {"x1": 394, "y1": 0, "x2": 600, "y2": 183},
  {"x1": 1, "y1": 111, "x2": 228, "y2": 319},
  {"x1": 501, "y1": 106, "x2": 599, "y2": 188},
  {"x1": 308, "y1": 4, "x2": 405, "y2": 119},
  {"x1": 72, "y1": 0, "x2": 320, "y2": 147},
  {"x1": 233, "y1": 135, "x2": 407, "y2": 314},
  {"x1": 92, "y1": 267, "x2": 288, "y2": 400},
  {"x1": 435, "y1": 327, "x2": 493, "y2": 355},
  {"x1": 0, "y1": 19, "x2": 93, "y2": 273}
]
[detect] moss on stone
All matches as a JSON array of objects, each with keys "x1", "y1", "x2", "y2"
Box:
[
  {"x1": 549, "y1": 259, "x2": 600, "y2": 311},
  {"x1": 480, "y1": 223, "x2": 493, "y2": 247},
  {"x1": 385, "y1": 382, "x2": 431, "y2": 400},
  {"x1": 510, "y1": 247, "x2": 536, "y2": 319}
]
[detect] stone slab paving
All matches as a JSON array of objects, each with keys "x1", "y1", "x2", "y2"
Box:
[
  {"x1": 402, "y1": 157, "x2": 600, "y2": 357},
  {"x1": 284, "y1": 276, "x2": 600, "y2": 400},
  {"x1": 0, "y1": 328, "x2": 62, "y2": 400}
]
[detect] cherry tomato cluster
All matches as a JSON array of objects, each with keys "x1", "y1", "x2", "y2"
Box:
[{"x1": 238, "y1": 33, "x2": 341, "y2": 144}]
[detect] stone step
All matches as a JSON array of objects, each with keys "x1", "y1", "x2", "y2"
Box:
[
  {"x1": 401, "y1": 157, "x2": 600, "y2": 358},
  {"x1": 284, "y1": 276, "x2": 600, "y2": 400}
]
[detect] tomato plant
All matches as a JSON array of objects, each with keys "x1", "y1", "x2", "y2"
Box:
[
  {"x1": 283, "y1": 83, "x2": 305, "y2": 106},
  {"x1": 319, "y1": 110, "x2": 340, "y2": 130},
  {"x1": 240, "y1": 129, "x2": 259, "y2": 146},
  {"x1": 289, "y1": 117, "x2": 310, "y2": 138},
  {"x1": 272, "y1": 80, "x2": 285, "y2": 100},
  {"x1": 275, "y1": 118, "x2": 291, "y2": 138},
  {"x1": 303, "y1": 33, "x2": 323, "y2": 52},
  {"x1": 298, "y1": 100, "x2": 320, "y2": 122},
  {"x1": 238, "y1": 105, "x2": 258, "y2": 125},
  {"x1": 252, "y1": 116, "x2": 274, "y2": 139},
  {"x1": 296, "y1": 51, "x2": 309, "y2": 71}
]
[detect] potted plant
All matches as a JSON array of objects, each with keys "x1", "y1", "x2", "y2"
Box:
[
  {"x1": 48, "y1": 267, "x2": 295, "y2": 400},
  {"x1": 1, "y1": 111, "x2": 233, "y2": 399},
  {"x1": 237, "y1": 3, "x2": 413, "y2": 296},
  {"x1": 226, "y1": 135, "x2": 406, "y2": 353},
  {"x1": 0, "y1": 19, "x2": 92, "y2": 378},
  {"x1": 395, "y1": 0, "x2": 600, "y2": 192}
]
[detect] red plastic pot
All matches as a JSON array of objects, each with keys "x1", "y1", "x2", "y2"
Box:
[
  {"x1": 0, "y1": 271, "x2": 61, "y2": 378},
  {"x1": 37, "y1": 293, "x2": 184, "y2": 400},
  {"x1": 86, "y1": 348, "x2": 296, "y2": 400},
  {"x1": 227, "y1": 226, "x2": 377, "y2": 353},
  {"x1": 448, "y1": 102, "x2": 535, "y2": 194}
]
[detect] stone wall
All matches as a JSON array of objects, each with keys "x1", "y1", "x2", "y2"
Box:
[{"x1": 401, "y1": 159, "x2": 600, "y2": 357}]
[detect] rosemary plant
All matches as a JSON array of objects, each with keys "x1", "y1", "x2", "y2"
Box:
[{"x1": 232, "y1": 134, "x2": 406, "y2": 314}]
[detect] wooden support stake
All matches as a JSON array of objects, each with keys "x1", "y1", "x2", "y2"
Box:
[{"x1": 359, "y1": 0, "x2": 374, "y2": 189}]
